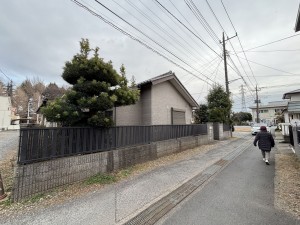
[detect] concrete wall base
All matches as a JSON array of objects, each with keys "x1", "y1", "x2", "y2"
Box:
[{"x1": 12, "y1": 134, "x2": 213, "y2": 202}]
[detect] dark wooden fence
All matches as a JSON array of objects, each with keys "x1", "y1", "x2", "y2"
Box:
[
  {"x1": 223, "y1": 124, "x2": 231, "y2": 131},
  {"x1": 18, "y1": 124, "x2": 208, "y2": 164}
]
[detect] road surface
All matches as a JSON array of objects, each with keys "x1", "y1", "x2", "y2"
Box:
[{"x1": 156, "y1": 140, "x2": 299, "y2": 225}]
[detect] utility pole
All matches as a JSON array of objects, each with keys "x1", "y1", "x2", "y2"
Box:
[
  {"x1": 6, "y1": 80, "x2": 13, "y2": 97},
  {"x1": 255, "y1": 85, "x2": 260, "y2": 123},
  {"x1": 222, "y1": 32, "x2": 229, "y2": 95},
  {"x1": 221, "y1": 32, "x2": 237, "y2": 95},
  {"x1": 240, "y1": 85, "x2": 246, "y2": 112}
]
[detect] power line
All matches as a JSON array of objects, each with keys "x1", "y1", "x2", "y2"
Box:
[
  {"x1": 205, "y1": 0, "x2": 255, "y2": 95},
  {"x1": 237, "y1": 56, "x2": 299, "y2": 75},
  {"x1": 184, "y1": 57, "x2": 223, "y2": 86},
  {"x1": 253, "y1": 74, "x2": 300, "y2": 77},
  {"x1": 227, "y1": 55, "x2": 255, "y2": 99},
  {"x1": 0, "y1": 68, "x2": 11, "y2": 82},
  {"x1": 151, "y1": 0, "x2": 218, "y2": 64},
  {"x1": 133, "y1": 0, "x2": 214, "y2": 66},
  {"x1": 153, "y1": 0, "x2": 221, "y2": 57},
  {"x1": 111, "y1": 0, "x2": 201, "y2": 65},
  {"x1": 242, "y1": 49, "x2": 300, "y2": 53},
  {"x1": 167, "y1": 0, "x2": 207, "y2": 46},
  {"x1": 260, "y1": 83, "x2": 300, "y2": 89},
  {"x1": 184, "y1": 0, "x2": 221, "y2": 46},
  {"x1": 93, "y1": 0, "x2": 217, "y2": 84},
  {"x1": 71, "y1": 0, "x2": 213, "y2": 85},
  {"x1": 243, "y1": 33, "x2": 300, "y2": 52},
  {"x1": 220, "y1": 0, "x2": 258, "y2": 87}
]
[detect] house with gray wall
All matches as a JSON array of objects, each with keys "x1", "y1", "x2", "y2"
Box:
[
  {"x1": 115, "y1": 71, "x2": 198, "y2": 126},
  {"x1": 282, "y1": 89, "x2": 300, "y2": 125},
  {"x1": 249, "y1": 101, "x2": 288, "y2": 125}
]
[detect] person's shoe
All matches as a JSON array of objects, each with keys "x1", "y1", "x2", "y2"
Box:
[
  {"x1": 265, "y1": 160, "x2": 270, "y2": 165},
  {"x1": 263, "y1": 158, "x2": 266, "y2": 161}
]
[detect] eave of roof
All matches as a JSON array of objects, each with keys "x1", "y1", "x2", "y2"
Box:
[
  {"x1": 137, "y1": 71, "x2": 199, "y2": 107},
  {"x1": 282, "y1": 89, "x2": 300, "y2": 99},
  {"x1": 249, "y1": 101, "x2": 288, "y2": 109}
]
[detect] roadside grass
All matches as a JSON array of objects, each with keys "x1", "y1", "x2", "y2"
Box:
[
  {"x1": 275, "y1": 153, "x2": 300, "y2": 219},
  {"x1": 25, "y1": 193, "x2": 47, "y2": 204},
  {"x1": 0, "y1": 198, "x2": 13, "y2": 207},
  {"x1": 1, "y1": 143, "x2": 216, "y2": 214},
  {"x1": 84, "y1": 173, "x2": 117, "y2": 185},
  {"x1": 0, "y1": 152, "x2": 16, "y2": 193},
  {"x1": 0, "y1": 166, "x2": 135, "y2": 214}
]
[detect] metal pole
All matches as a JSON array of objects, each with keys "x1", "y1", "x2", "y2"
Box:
[
  {"x1": 256, "y1": 85, "x2": 260, "y2": 123},
  {"x1": 222, "y1": 32, "x2": 229, "y2": 95},
  {"x1": 0, "y1": 171, "x2": 7, "y2": 200}
]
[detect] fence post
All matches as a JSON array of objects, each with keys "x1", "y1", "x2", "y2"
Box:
[
  {"x1": 0, "y1": 171, "x2": 7, "y2": 200},
  {"x1": 292, "y1": 125, "x2": 300, "y2": 157}
]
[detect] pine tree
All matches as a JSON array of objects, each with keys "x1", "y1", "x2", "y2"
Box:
[
  {"x1": 207, "y1": 84, "x2": 232, "y2": 124},
  {"x1": 42, "y1": 39, "x2": 139, "y2": 127}
]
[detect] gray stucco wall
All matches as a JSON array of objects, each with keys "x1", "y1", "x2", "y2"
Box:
[
  {"x1": 115, "y1": 100, "x2": 142, "y2": 126},
  {"x1": 151, "y1": 81, "x2": 193, "y2": 125},
  {"x1": 141, "y1": 84, "x2": 152, "y2": 125},
  {"x1": 115, "y1": 81, "x2": 194, "y2": 126}
]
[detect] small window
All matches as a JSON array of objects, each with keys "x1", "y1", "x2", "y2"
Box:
[
  {"x1": 259, "y1": 109, "x2": 268, "y2": 113},
  {"x1": 171, "y1": 108, "x2": 185, "y2": 125}
]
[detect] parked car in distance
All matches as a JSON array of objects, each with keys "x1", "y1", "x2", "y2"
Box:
[{"x1": 251, "y1": 123, "x2": 269, "y2": 135}]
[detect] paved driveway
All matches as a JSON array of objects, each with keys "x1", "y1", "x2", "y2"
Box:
[{"x1": 0, "y1": 130, "x2": 19, "y2": 161}]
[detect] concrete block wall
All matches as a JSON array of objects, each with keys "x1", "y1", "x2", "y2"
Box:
[
  {"x1": 222, "y1": 131, "x2": 231, "y2": 140},
  {"x1": 13, "y1": 151, "x2": 109, "y2": 202},
  {"x1": 179, "y1": 136, "x2": 197, "y2": 151},
  {"x1": 156, "y1": 139, "x2": 179, "y2": 158},
  {"x1": 12, "y1": 133, "x2": 214, "y2": 202}
]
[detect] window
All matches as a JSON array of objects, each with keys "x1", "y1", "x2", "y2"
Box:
[
  {"x1": 259, "y1": 109, "x2": 268, "y2": 113},
  {"x1": 171, "y1": 108, "x2": 185, "y2": 125}
]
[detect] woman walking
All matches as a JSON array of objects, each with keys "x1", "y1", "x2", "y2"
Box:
[{"x1": 253, "y1": 126, "x2": 275, "y2": 165}]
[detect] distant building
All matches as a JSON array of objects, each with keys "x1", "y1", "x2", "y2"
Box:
[
  {"x1": 0, "y1": 96, "x2": 19, "y2": 130},
  {"x1": 282, "y1": 89, "x2": 300, "y2": 125},
  {"x1": 249, "y1": 101, "x2": 288, "y2": 125},
  {"x1": 115, "y1": 71, "x2": 198, "y2": 126}
]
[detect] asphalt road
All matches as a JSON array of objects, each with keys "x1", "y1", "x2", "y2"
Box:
[
  {"x1": 0, "y1": 130, "x2": 19, "y2": 161},
  {"x1": 156, "y1": 140, "x2": 299, "y2": 225}
]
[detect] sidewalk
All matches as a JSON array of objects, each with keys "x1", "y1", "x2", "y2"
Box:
[
  {"x1": 154, "y1": 131, "x2": 299, "y2": 225},
  {"x1": 2, "y1": 133, "x2": 253, "y2": 225}
]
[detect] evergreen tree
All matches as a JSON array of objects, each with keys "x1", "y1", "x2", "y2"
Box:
[
  {"x1": 194, "y1": 104, "x2": 208, "y2": 124},
  {"x1": 207, "y1": 84, "x2": 232, "y2": 124},
  {"x1": 42, "y1": 39, "x2": 139, "y2": 127},
  {"x1": 232, "y1": 112, "x2": 252, "y2": 125}
]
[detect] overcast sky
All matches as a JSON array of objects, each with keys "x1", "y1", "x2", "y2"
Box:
[{"x1": 1, "y1": 0, "x2": 300, "y2": 112}]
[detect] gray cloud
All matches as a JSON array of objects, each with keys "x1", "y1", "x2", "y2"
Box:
[{"x1": 0, "y1": 0, "x2": 299, "y2": 112}]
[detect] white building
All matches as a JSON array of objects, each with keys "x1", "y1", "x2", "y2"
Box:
[
  {"x1": 282, "y1": 89, "x2": 300, "y2": 125},
  {"x1": 0, "y1": 96, "x2": 19, "y2": 130},
  {"x1": 249, "y1": 101, "x2": 288, "y2": 125}
]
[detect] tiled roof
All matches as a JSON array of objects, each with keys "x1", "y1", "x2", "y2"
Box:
[
  {"x1": 137, "y1": 71, "x2": 198, "y2": 107},
  {"x1": 249, "y1": 101, "x2": 288, "y2": 109},
  {"x1": 137, "y1": 71, "x2": 173, "y2": 87}
]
